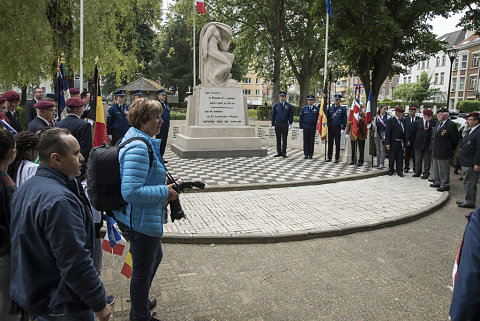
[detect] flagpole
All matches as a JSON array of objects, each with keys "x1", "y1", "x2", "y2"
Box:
[
  {"x1": 323, "y1": 10, "x2": 329, "y2": 88},
  {"x1": 193, "y1": 0, "x2": 196, "y2": 88},
  {"x1": 80, "y1": 0, "x2": 83, "y2": 91}
]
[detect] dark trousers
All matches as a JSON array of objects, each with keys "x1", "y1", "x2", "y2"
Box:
[
  {"x1": 389, "y1": 141, "x2": 404, "y2": 174},
  {"x1": 404, "y1": 141, "x2": 415, "y2": 171},
  {"x1": 275, "y1": 123, "x2": 289, "y2": 155},
  {"x1": 156, "y1": 125, "x2": 169, "y2": 156},
  {"x1": 37, "y1": 310, "x2": 94, "y2": 321},
  {"x1": 303, "y1": 128, "x2": 316, "y2": 157},
  {"x1": 414, "y1": 149, "x2": 431, "y2": 176},
  {"x1": 118, "y1": 222, "x2": 163, "y2": 321},
  {"x1": 462, "y1": 166, "x2": 480, "y2": 205},
  {"x1": 327, "y1": 125, "x2": 341, "y2": 160},
  {"x1": 350, "y1": 140, "x2": 365, "y2": 163},
  {"x1": 111, "y1": 128, "x2": 127, "y2": 146}
]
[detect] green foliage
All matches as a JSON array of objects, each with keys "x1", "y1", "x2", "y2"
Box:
[
  {"x1": 257, "y1": 105, "x2": 272, "y2": 120},
  {"x1": 15, "y1": 107, "x2": 27, "y2": 130},
  {"x1": 248, "y1": 109, "x2": 258, "y2": 118},
  {"x1": 457, "y1": 100, "x2": 480, "y2": 113},
  {"x1": 170, "y1": 111, "x2": 187, "y2": 120},
  {"x1": 393, "y1": 72, "x2": 442, "y2": 106},
  {"x1": 454, "y1": 1, "x2": 480, "y2": 35}
]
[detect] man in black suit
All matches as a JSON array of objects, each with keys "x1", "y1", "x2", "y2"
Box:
[
  {"x1": 27, "y1": 100, "x2": 56, "y2": 133},
  {"x1": 404, "y1": 106, "x2": 418, "y2": 173},
  {"x1": 412, "y1": 109, "x2": 435, "y2": 179},
  {"x1": 2, "y1": 91, "x2": 23, "y2": 132},
  {"x1": 25, "y1": 87, "x2": 44, "y2": 125},
  {"x1": 56, "y1": 97, "x2": 92, "y2": 179},
  {"x1": 457, "y1": 112, "x2": 480, "y2": 208},
  {"x1": 430, "y1": 109, "x2": 459, "y2": 192},
  {"x1": 385, "y1": 107, "x2": 406, "y2": 177}
]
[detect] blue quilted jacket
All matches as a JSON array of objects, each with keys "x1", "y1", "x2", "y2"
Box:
[{"x1": 113, "y1": 127, "x2": 168, "y2": 237}]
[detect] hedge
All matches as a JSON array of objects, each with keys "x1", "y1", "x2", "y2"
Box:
[
  {"x1": 456, "y1": 100, "x2": 480, "y2": 113},
  {"x1": 257, "y1": 104, "x2": 301, "y2": 121}
]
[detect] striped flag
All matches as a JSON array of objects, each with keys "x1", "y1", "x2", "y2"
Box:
[
  {"x1": 101, "y1": 216, "x2": 126, "y2": 256},
  {"x1": 121, "y1": 251, "x2": 133, "y2": 279},
  {"x1": 0, "y1": 119, "x2": 17, "y2": 134},
  {"x1": 316, "y1": 84, "x2": 329, "y2": 140},
  {"x1": 92, "y1": 56, "x2": 109, "y2": 147},
  {"x1": 365, "y1": 91, "x2": 372, "y2": 129},
  {"x1": 326, "y1": 0, "x2": 332, "y2": 17},
  {"x1": 351, "y1": 85, "x2": 362, "y2": 139},
  {"x1": 56, "y1": 55, "x2": 70, "y2": 120},
  {"x1": 196, "y1": 0, "x2": 206, "y2": 13}
]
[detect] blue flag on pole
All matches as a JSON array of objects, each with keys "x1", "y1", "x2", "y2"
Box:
[{"x1": 326, "y1": 0, "x2": 332, "y2": 17}]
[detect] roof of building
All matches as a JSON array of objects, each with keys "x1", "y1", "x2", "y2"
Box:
[
  {"x1": 116, "y1": 77, "x2": 173, "y2": 94},
  {"x1": 437, "y1": 30, "x2": 466, "y2": 49},
  {"x1": 454, "y1": 33, "x2": 480, "y2": 49}
]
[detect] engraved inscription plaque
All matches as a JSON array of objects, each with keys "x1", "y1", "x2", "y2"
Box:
[{"x1": 198, "y1": 87, "x2": 245, "y2": 126}]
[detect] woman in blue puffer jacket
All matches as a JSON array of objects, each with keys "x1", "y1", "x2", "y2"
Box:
[{"x1": 114, "y1": 98, "x2": 178, "y2": 321}]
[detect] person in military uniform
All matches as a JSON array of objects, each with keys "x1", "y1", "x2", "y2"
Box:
[
  {"x1": 25, "y1": 87, "x2": 44, "y2": 125},
  {"x1": 412, "y1": 109, "x2": 435, "y2": 179},
  {"x1": 271, "y1": 91, "x2": 293, "y2": 158},
  {"x1": 2, "y1": 91, "x2": 23, "y2": 132},
  {"x1": 457, "y1": 112, "x2": 480, "y2": 208},
  {"x1": 299, "y1": 94, "x2": 319, "y2": 159},
  {"x1": 345, "y1": 104, "x2": 367, "y2": 166},
  {"x1": 107, "y1": 90, "x2": 129, "y2": 145},
  {"x1": 430, "y1": 108, "x2": 459, "y2": 192},
  {"x1": 326, "y1": 94, "x2": 347, "y2": 163},
  {"x1": 69, "y1": 88, "x2": 81, "y2": 97},
  {"x1": 27, "y1": 100, "x2": 55, "y2": 133},
  {"x1": 155, "y1": 89, "x2": 170, "y2": 159},
  {"x1": 404, "y1": 106, "x2": 419, "y2": 173},
  {"x1": 385, "y1": 107, "x2": 406, "y2": 176}
]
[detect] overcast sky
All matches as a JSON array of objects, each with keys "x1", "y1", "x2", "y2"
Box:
[{"x1": 429, "y1": 11, "x2": 467, "y2": 37}]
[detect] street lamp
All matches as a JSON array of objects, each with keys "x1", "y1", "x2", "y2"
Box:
[{"x1": 446, "y1": 48, "x2": 458, "y2": 110}]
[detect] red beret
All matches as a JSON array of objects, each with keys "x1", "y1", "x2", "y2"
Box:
[
  {"x1": 69, "y1": 88, "x2": 80, "y2": 95},
  {"x1": 34, "y1": 100, "x2": 55, "y2": 109},
  {"x1": 0, "y1": 97, "x2": 6, "y2": 104},
  {"x1": 394, "y1": 107, "x2": 405, "y2": 113},
  {"x1": 409, "y1": 106, "x2": 416, "y2": 110},
  {"x1": 423, "y1": 109, "x2": 433, "y2": 116},
  {"x1": 66, "y1": 97, "x2": 85, "y2": 107},
  {"x1": 466, "y1": 112, "x2": 480, "y2": 119},
  {"x1": 2, "y1": 91, "x2": 20, "y2": 101}
]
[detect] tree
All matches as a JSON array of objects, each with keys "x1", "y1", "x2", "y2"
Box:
[
  {"x1": 330, "y1": 0, "x2": 455, "y2": 117},
  {"x1": 393, "y1": 71, "x2": 441, "y2": 105},
  {"x1": 454, "y1": 1, "x2": 480, "y2": 35}
]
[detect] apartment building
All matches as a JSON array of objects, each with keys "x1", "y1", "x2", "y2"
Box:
[{"x1": 238, "y1": 70, "x2": 264, "y2": 106}]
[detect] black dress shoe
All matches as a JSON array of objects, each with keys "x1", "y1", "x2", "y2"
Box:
[
  {"x1": 458, "y1": 202, "x2": 475, "y2": 208},
  {"x1": 456, "y1": 200, "x2": 464, "y2": 205},
  {"x1": 412, "y1": 173, "x2": 421, "y2": 177},
  {"x1": 149, "y1": 298, "x2": 157, "y2": 310},
  {"x1": 163, "y1": 160, "x2": 168, "y2": 164},
  {"x1": 437, "y1": 186, "x2": 450, "y2": 192},
  {"x1": 404, "y1": 168, "x2": 409, "y2": 173},
  {"x1": 308, "y1": 156, "x2": 313, "y2": 159},
  {"x1": 349, "y1": 161, "x2": 354, "y2": 165},
  {"x1": 421, "y1": 175, "x2": 429, "y2": 179},
  {"x1": 326, "y1": 159, "x2": 332, "y2": 162},
  {"x1": 356, "y1": 162, "x2": 363, "y2": 167},
  {"x1": 283, "y1": 154, "x2": 288, "y2": 158},
  {"x1": 274, "y1": 154, "x2": 282, "y2": 157},
  {"x1": 304, "y1": 156, "x2": 309, "y2": 159},
  {"x1": 430, "y1": 183, "x2": 440, "y2": 188},
  {"x1": 388, "y1": 170, "x2": 394, "y2": 176},
  {"x1": 428, "y1": 178, "x2": 435, "y2": 182},
  {"x1": 397, "y1": 172, "x2": 404, "y2": 177},
  {"x1": 334, "y1": 159, "x2": 339, "y2": 163}
]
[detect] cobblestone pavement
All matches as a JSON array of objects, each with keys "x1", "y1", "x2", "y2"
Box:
[
  {"x1": 164, "y1": 146, "x2": 375, "y2": 186},
  {"x1": 162, "y1": 175, "x2": 447, "y2": 242}
]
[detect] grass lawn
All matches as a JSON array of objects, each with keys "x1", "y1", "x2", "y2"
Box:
[{"x1": 248, "y1": 109, "x2": 258, "y2": 118}]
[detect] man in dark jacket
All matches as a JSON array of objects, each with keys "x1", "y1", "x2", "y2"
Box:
[
  {"x1": 56, "y1": 97, "x2": 92, "y2": 179},
  {"x1": 24, "y1": 87, "x2": 44, "y2": 125},
  {"x1": 155, "y1": 89, "x2": 170, "y2": 158},
  {"x1": 9, "y1": 128, "x2": 111, "y2": 321},
  {"x1": 107, "y1": 90, "x2": 129, "y2": 145},
  {"x1": 27, "y1": 100, "x2": 55, "y2": 133},
  {"x1": 299, "y1": 95, "x2": 319, "y2": 159},
  {"x1": 430, "y1": 109, "x2": 459, "y2": 192},
  {"x1": 457, "y1": 112, "x2": 480, "y2": 208},
  {"x1": 412, "y1": 109, "x2": 435, "y2": 179},
  {"x1": 326, "y1": 94, "x2": 348, "y2": 163},
  {"x1": 2, "y1": 91, "x2": 22, "y2": 132},
  {"x1": 271, "y1": 91, "x2": 293, "y2": 158},
  {"x1": 404, "y1": 106, "x2": 419, "y2": 173},
  {"x1": 385, "y1": 107, "x2": 406, "y2": 177}
]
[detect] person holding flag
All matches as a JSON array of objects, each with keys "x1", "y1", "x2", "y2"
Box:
[
  {"x1": 299, "y1": 95, "x2": 319, "y2": 159},
  {"x1": 373, "y1": 105, "x2": 389, "y2": 169},
  {"x1": 346, "y1": 104, "x2": 367, "y2": 166},
  {"x1": 326, "y1": 94, "x2": 347, "y2": 163},
  {"x1": 385, "y1": 107, "x2": 406, "y2": 176}
]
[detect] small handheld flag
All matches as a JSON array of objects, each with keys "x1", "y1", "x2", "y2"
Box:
[
  {"x1": 196, "y1": 0, "x2": 206, "y2": 14},
  {"x1": 365, "y1": 91, "x2": 372, "y2": 129},
  {"x1": 0, "y1": 119, "x2": 17, "y2": 134},
  {"x1": 101, "y1": 216, "x2": 126, "y2": 256},
  {"x1": 121, "y1": 251, "x2": 133, "y2": 279}
]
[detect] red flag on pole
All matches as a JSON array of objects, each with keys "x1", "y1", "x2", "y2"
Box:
[
  {"x1": 92, "y1": 56, "x2": 109, "y2": 147},
  {"x1": 196, "y1": 0, "x2": 206, "y2": 13},
  {"x1": 351, "y1": 85, "x2": 362, "y2": 139},
  {"x1": 365, "y1": 90, "x2": 372, "y2": 129}
]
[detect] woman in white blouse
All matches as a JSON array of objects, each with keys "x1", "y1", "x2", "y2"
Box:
[{"x1": 7, "y1": 131, "x2": 39, "y2": 186}]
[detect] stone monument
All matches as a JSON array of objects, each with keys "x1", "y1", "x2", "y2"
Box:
[{"x1": 170, "y1": 22, "x2": 267, "y2": 158}]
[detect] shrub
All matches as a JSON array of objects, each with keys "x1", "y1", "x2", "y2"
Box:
[
  {"x1": 257, "y1": 105, "x2": 271, "y2": 120},
  {"x1": 457, "y1": 100, "x2": 480, "y2": 113},
  {"x1": 16, "y1": 106, "x2": 27, "y2": 130},
  {"x1": 170, "y1": 111, "x2": 186, "y2": 120}
]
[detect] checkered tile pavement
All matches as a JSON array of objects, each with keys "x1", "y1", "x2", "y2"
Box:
[{"x1": 163, "y1": 146, "x2": 375, "y2": 186}]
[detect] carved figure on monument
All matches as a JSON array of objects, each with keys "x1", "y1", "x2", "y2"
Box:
[{"x1": 199, "y1": 22, "x2": 238, "y2": 87}]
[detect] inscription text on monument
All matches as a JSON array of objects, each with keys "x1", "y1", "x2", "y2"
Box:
[{"x1": 198, "y1": 87, "x2": 245, "y2": 126}]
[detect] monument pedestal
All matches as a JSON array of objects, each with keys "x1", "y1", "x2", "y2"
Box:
[{"x1": 171, "y1": 86, "x2": 267, "y2": 158}]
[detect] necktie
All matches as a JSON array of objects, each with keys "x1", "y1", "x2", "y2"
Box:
[
  {"x1": 437, "y1": 122, "x2": 443, "y2": 133},
  {"x1": 425, "y1": 121, "x2": 428, "y2": 132},
  {"x1": 398, "y1": 119, "x2": 403, "y2": 132}
]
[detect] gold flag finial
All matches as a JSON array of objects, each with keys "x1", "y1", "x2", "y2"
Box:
[
  {"x1": 95, "y1": 55, "x2": 99, "y2": 65},
  {"x1": 60, "y1": 52, "x2": 65, "y2": 64}
]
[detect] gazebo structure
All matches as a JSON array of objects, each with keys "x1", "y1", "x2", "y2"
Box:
[{"x1": 115, "y1": 77, "x2": 172, "y2": 101}]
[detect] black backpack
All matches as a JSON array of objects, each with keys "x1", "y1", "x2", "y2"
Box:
[{"x1": 86, "y1": 137, "x2": 153, "y2": 211}]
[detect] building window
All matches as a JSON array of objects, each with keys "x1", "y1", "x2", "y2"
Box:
[
  {"x1": 417, "y1": 63, "x2": 421, "y2": 70},
  {"x1": 403, "y1": 76, "x2": 407, "y2": 83},
  {"x1": 408, "y1": 76, "x2": 411, "y2": 83},
  {"x1": 436, "y1": 56, "x2": 440, "y2": 67},
  {"x1": 243, "y1": 89, "x2": 251, "y2": 95},
  {"x1": 389, "y1": 88, "x2": 392, "y2": 96},
  {"x1": 434, "y1": 73, "x2": 438, "y2": 85},
  {"x1": 242, "y1": 78, "x2": 251, "y2": 84},
  {"x1": 473, "y1": 53, "x2": 479, "y2": 67},
  {"x1": 442, "y1": 55, "x2": 446, "y2": 66},
  {"x1": 454, "y1": 57, "x2": 459, "y2": 70},
  {"x1": 440, "y1": 72, "x2": 445, "y2": 85},
  {"x1": 461, "y1": 55, "x2": 468, "y2": 69},
  {"x1": 452, "y1": 77, "x2": 457, "y2": 90},
  {"x1": 416, "y1": 75, "x2": 420, "y2": 82},
  {"x1": 470, "y1": 76, "x2": 477, "y2": 90},
  {"x1": 255, "y1": 89, "x2": 260, "y2": 96},
  {"x1": 426, "y1": 60, "x2": 429, "y2": 68},
  {"x1": 459, "y1": 77, "x2": 465, "y2": 91},
  {"x1": 255, "y1": 78, "x2": 260, "y2": 84},
  {"x1": 421, "y1": 61, "x2": 425, "y2": 69},
  {"x1": 396, "y1": 76, "x2": 400, "y2": 83},
  {"x1": 381, "y1": 87, "x2": 385, "y2": 95}
]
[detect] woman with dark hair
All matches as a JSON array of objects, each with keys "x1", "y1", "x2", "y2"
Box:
[
  {"x1": 7, "y1": 131, "x2": 39, "y2": 186},
  {"x1": 373, "y1": 105, "x2": 389, "y2": 169},
  {"x1": 114, "y1": 98, "x2": 178, "y2": 321},
  {"x1": 0, "y1": 129, "x2": 18, "y2": 321}
]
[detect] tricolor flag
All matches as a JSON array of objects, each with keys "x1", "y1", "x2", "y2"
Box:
[
  {"x1": 101, "y1": 216, "x2": 126, "y2": 256},
  {"x1": 350, "y1": 85, "x2": 362, "y2": 139},
  {"x1": 365, "y1": 91, "x2": 372, "y2": 129},
  {"x1": 56, "y1": 54, "x2": 70, "y2": 120},
  {"x1": 92, "y1": 56, "x2": 109, "y2": 147},
  {"x1": 0, "y1": 119, "x2": 17, "y2": 134},
  {"x1": 316, "y1": 85, "x2": 329, "y2": 140},
  {"x1": 326, "y1": 0, "x2": 332, "y2": 17},
  {"x1": 196, "y1": 0, "x2": 206, "y2": 14},
  {"x1": 121, "y1": 251, "x2": 133, "y2": 279}
]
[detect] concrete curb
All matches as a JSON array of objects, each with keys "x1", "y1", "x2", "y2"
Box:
[{"x1": 160, "y1": 190, "x2": 450, "y2": 245}]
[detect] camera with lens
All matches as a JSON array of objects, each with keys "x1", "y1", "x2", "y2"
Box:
[{"x1": 167, "y1": 174, "x2": 205, "y2": 222}]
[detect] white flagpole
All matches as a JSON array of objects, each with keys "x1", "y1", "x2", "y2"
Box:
[
  {"x1": 193, "y1": 0, "x2": 196, "y2": 87},
  {"x1": 80, "y1": 0, "x2": 84, "y2": 91},
  {"x1": 323, "y1": 11, "x2": 329, "y2": 90}
]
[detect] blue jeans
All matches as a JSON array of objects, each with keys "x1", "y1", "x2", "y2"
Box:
[
  {"x1": 37, "y1": 309, "x2": 94, "y2": 321},
  {"x1": 117, "y1": 222, "x2": 163, "y2": 321}
]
